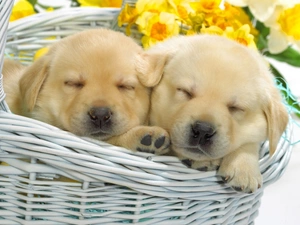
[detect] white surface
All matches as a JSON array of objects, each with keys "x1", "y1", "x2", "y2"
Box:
[{"x1": 256, "y1": 61, "x2": 300, "y2": 225}]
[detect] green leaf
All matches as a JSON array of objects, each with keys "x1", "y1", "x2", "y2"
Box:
[
  {"x1": 253, "y1": 19, "x2": 270, "y2": 51},
  {"x1": 256, "y1": 33, "x2": 268, "y2": 51},
  {"x1": 255, "y1": 21, "x2": 270, "y2": 39},
  {"x1": 71, "y1": 0, "x2": 80, "y2": 7},
  {"x1": 266, "y1": 47, "x2": 300, "y2": 67},
  {"x1": 242, "y1": 7, "x2": 270, "y2": 51},
  {"x1": 270, "y1": 64, "x2": 300, "y2": 118},
  {"x1": 27, "y1": 0, "x2": 37, "y2": 6},
  {"x1": 242, "y1": 7, "x2": 254, "y2": 21}
]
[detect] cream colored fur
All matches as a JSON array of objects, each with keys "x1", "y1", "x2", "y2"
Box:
[
  {"x1": 3, "y1": 29, "x2": 170, "y2": 154},
  {"x1": 145, "y1": 35, "x2": 288, "y2": 193}
]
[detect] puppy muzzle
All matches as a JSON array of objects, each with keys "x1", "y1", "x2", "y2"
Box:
[
  {"x1": 87, "y1": 106, "x2": 113, "y2": 136},
  {"x1": 189, "y1": 121, "x2": 216, "y2": 148}
]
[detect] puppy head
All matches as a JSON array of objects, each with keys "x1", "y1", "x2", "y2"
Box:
[
  {"x1": 19, "y1": 29, "x2": 163, "y2": 139},
  {"x1": 147, "y1": 35, "x2": 288, "y2": 160}
]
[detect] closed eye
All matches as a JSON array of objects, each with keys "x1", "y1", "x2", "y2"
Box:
[
  {"x1": 64, "y1": 80, "x2": 85, "y2": 89},
  {"x1": 117, "y1": 84, "x2": 135, "y2": 91},
  {"x1": 177, "y1": 88, "x2": 193, "y2": 99},
  {"x1": 228, "y1": 104, "x2": 245, "y2": 113}
]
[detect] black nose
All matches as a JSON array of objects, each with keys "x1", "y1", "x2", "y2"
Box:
[
  {"x1": 88, "y1": 107, "x2": 112, "y2": 127},
  {"x1": 190, "y1": 121, "x2": 216, "y2": 146}
]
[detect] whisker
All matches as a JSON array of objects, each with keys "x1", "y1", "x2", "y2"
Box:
[{"x1": 172, "y1": 143, "x2": 213, "y2": 159}]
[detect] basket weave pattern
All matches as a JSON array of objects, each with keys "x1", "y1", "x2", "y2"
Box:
[{"x1": 0, "y1": 1, "x2": 293, "y2": 224}]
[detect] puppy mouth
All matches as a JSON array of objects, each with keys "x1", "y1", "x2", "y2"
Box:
[
  {"x1": 172, "y1": 143, "x2": 213, "y2": 158},
  {"x1": 89, "y1": 130, "x2": 112, "y2": 138}
]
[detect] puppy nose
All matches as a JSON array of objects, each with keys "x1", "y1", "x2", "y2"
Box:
[
  {"x1": 191, "y1": 121, "x2": 216, "y2": 146},
  {"x1": 88, "y1": 107, "x2": 112, "y2": 126}
]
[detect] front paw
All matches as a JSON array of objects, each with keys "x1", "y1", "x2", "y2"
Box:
[
  {"x1": 181, "y1": 158, "x2": 221, "y2": 171},
  {"x1": 136, "y1": 127, "x2": 170, "y2": 155},
  {"x1": 218, "y1": 162, "x2": 262, "y2": 193}
]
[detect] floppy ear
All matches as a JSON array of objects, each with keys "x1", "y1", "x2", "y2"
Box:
[
  {"x1": 263, "y1": 89, "x2": 289, "y2": 155},
  {"x1": 20, "y1": 53, "x2": 52, "y2": 113},
  {"x1": 135, "y1": 51, "x2": 168, "y2": 87}
]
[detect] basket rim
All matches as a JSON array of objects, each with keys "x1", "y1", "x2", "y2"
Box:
[
  {"x1": 7, "y1": 7, "x2": 121, "y2": 32},
  {"x1": 0, "y1": 109, "x2": 294, "y2": 199}
]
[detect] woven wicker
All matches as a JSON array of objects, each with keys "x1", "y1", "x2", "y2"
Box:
[
  {"x1": 0, "y1": 2, "x2": 293, "y2": 225},
  {"x1": 0, "y1": 0, "x2": 13, "y2": 112}
]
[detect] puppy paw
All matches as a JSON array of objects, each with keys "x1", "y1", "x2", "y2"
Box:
[
  {"x1": 181, "y1": 158, "x2": 221, "y2": 171},
  {"x1": 218, "y1": 162, "x2": 262, "y2": 193},
  {"x1": 136, "y1": 127, "x2": 170, "y2": 155}
]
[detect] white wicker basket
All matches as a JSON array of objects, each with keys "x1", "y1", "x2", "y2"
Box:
[{"x1": 0, "y1": 1, "x2": 293, "y2": 224}]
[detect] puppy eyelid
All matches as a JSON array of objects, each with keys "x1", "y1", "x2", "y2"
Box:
[
  {"x1": 64, "y1": 81, "x2": 84, "y2": 88},
  {"x1": 117, "y1": 84, "x2": 135, "y2": 90},
  {"x1": 228, "y1": 105, "x2": 245, "y2": 113},
  {"x1": 177, "y1": 88, "x2": 193, "y2": 99}
]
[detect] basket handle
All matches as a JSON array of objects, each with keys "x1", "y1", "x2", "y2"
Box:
[{"x1": 0, "y1": 0, "x2": 14, "y2": 112}]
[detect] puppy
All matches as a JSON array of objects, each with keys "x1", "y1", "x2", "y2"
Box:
[
  {"x1": 3, "y1": 29, "x2": 169, "y2": 154},
  {"x1": 144, "y1": 35, "x2": 288, "y2": 193}
]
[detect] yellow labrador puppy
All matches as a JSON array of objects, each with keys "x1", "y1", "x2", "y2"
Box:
[
  {"x1": 3, "y1": 29, "x2": 169, "y2": 154},
  {"x1": 144, "y1": 35, "x2": 288, "y2": 193}
]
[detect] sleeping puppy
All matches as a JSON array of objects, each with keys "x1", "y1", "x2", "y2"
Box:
[
  {"x1": 144, "y1": 35, "x2": 288, "y2": 193},
  {"x1": 3, "y1": 29, "x2": 169, "y2": 154}
]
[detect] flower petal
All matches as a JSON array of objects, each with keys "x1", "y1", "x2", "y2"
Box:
[
  {"x1": 136, "y1": 0, "x2": 168, "y2": 13},
  {"x1": 295, "y1": 40, "x2": 300, "y2": 52},
  {"x1": 136, "y1": 11, "x2": 158, "y2": 35},
  {"x1": 263, "y1": 5, "x2": 283, "y2": 27},
  {"x1": 10, "y1": 0, "x2": 35, "y2": 21},
  {"x1": 278, "y1": 0, "x2": 300, "y2": 8},
  {"x1": 248, "y1": 0, "x2": 278, "y2": 22},
  {"x1": 268, "y1": 28, "x2": 289, "y2": 53},
  {"x1": 225, "y1": 0, "x2": 248, "y2": 7},
  {"x1": 34, "y1": 47, "x2": 49, "y2": 61}
]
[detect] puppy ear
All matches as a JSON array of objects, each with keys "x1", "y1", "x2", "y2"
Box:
[
  {"x1": 263, "y1": 89, "x2": 288, "y2": 155},
  {"x1": 135, "y1": 52, "x2": 168, "y2": 87},
  {"x1": 20, "y1": 54, "x2": 52, "y2": 113}
]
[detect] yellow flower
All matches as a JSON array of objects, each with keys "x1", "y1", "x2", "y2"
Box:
[
  {"x1": 223, "y1": 25, "x2": 257, "y2": 49},
  {"x1": 186, "y1": 29, "x2": 197, "y2": 35},
  {"x1": 190, "y1": 0, "x2": 222, "y2": 13},
  {"x1": 265, "y1": 3, "x2": 300, "y2": 53},
  {"x1": 168, "y1": 0, "x2": 194, "y2": 20},
  {"x1": 176, "y1": 4, "x2": 189, "y2": 19},
  {"x1": 189, "y1": 12, "x2": 206, "y2": 32},
  {"x1": 226, "y1": 0, "x2": 278, "y2": 22},
  {"x1": 200, "y1": 25, "x2": 224, "y2": 35},
  {"x1": 46, "y1": 7, "x2": 54, "y2": 12},
  {"x1": 136, "y1": 11, "x2": 180, "y2": 48},
  {"x1": 210, "y1": 3, "x2": 258, "y2": 36},
  {"x1": 218, "y1": 3, "x2": 244, "y2": 29},
  {"x1": 119, "y1": 0, "x2": 258, "y2": 50},
  {"x1": 34, "y1": 47, "x2": 49, "y2": 61},
  {"x1": 136, "y1": 0, "x2": 169, "y2": 14},
  {"x1": 278, "y1": 3, "x2": 300, "y2": 40},
  {"x1": 118, "y1": 4, "x2": 139, "y2": 34},
  {"x1": 201, "y1": 24, "x2": 257, "y2": 49},
  {"x1": 118, "y1": 4, "x2": 138, "y2": 26},
  {"x1": 78, "y1": 0, "x2": 122, "y2": 7},
  {"x1": 10, "y1": 0, "x2": 35, "y2": 22},
  {"x1": 230, "y1": 5, "x2": 258, "y2": 36}
]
